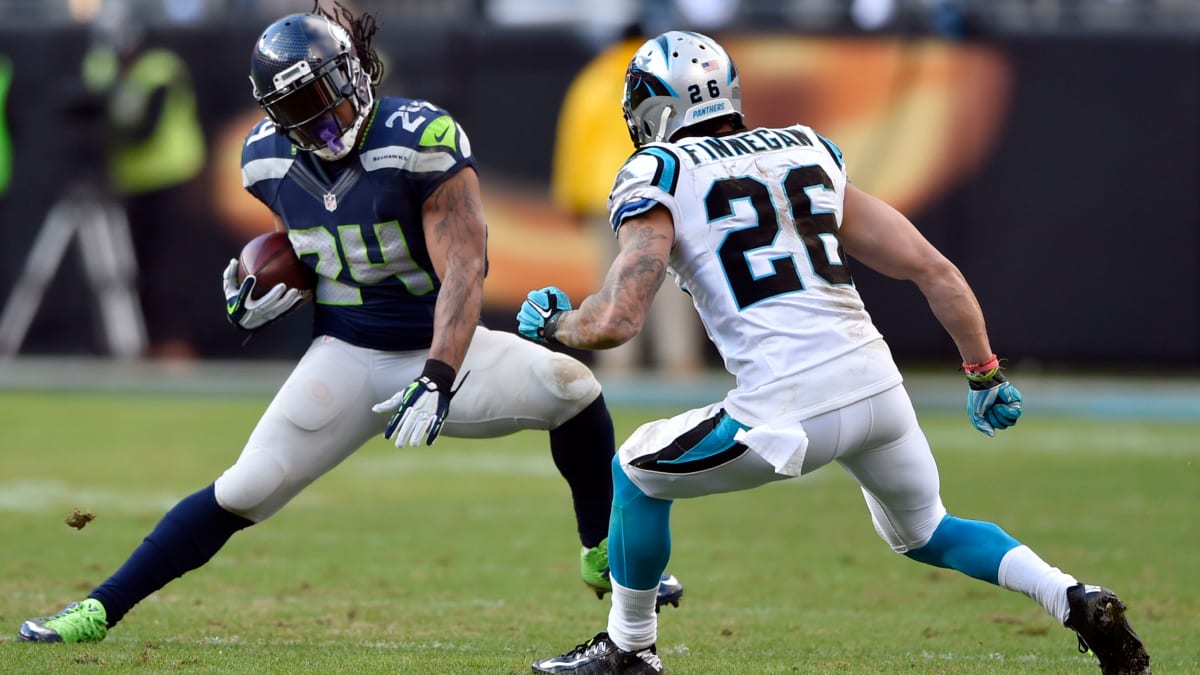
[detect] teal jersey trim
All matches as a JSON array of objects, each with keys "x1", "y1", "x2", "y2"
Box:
[{"x1": 641, "y1": 146, "x2": 680, "y2": 195}]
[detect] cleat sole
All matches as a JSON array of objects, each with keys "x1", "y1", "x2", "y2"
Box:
[{"x1": 1067, "y1": 586, "x2": 1150, "y2": 675}]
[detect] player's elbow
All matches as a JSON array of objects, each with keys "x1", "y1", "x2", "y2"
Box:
[
  {"x1": 912, "y1": 254, "x2": 971, "y2": 300},
  {"x1": 592, "y1": 313, "x2": 643, "y2": 349},
  {"x1": 465, "y1": 255, "x2": 488, "y2": 282},
  {"x1": 446, "y1": 253, "x2": 487, "y2": 285}
]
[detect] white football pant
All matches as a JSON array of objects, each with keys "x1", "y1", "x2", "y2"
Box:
[
  {"x1": 620, "y1": 384, "x2": 946, "y2": 553},
  {"x1": 214, "y1": 327, "x2": 601, "y2": 522}
]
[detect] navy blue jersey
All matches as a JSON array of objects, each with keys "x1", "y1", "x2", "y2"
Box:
[{"x1": 240, "y1": 96, "x2": 478, "y2": 350}]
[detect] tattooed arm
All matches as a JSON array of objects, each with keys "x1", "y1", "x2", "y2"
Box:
[
  {"x1": 553, "y1": 205, "x2": 674, "y2": 350},
  {"x1": 421, "y1": 166, "x2": 488, "y2": 371}
]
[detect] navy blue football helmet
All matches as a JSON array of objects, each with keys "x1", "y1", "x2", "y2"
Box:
[{"x1": 249, "y1": 13, "x2": 373, "y2": 160}]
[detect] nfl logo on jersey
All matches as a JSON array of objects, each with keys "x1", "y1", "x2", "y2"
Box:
[{"x1": 323, "y1": 192, "x2": 338, "y2": 212}]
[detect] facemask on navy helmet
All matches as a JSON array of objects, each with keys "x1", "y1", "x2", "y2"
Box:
[
  {"x1": 249, "y1": 13, "x2": 373, "y2": 160},
  {"x1": 623, "y1": 31, "x2": 743, "y2": 148}
]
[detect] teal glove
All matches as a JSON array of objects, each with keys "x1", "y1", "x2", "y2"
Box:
[
  {"x1": 965, "y1": 362, "x2": 1022, "y2": 436},
  {"x1": 517, "y1": 286, "x2": 572, "y2": 344}
]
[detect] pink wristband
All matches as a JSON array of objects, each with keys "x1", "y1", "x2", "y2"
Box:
[{"x1": 963, "y1": 354, "x2": 999, "y2": 376}]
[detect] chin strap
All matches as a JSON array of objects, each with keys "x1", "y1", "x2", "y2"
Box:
[{"x1": 651, "y1": 107, "x2": 674, "y2": 143}]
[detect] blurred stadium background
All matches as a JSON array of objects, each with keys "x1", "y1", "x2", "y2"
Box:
[
  {"x1": 0, "y1": 0, "x2": 1195, "y2": 376},
  {"x1": 1, "y1": 2, "x2": 1198, "y2": 671}
]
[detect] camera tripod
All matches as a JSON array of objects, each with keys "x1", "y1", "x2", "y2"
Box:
[{"x1": 0, "y1": 183, "x2": 147, "y2": 358}]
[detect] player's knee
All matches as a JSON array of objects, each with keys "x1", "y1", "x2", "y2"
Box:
[
  {"x1": 533, "y1": 353, "x2": 601, "y2": 404},
  {"x1": 612, "y1": 455, "x2": 640, "y2": 504},
  {"x1": 213, "y1": 450, "x2": 291, "y2": 522},
  {"x1": 870, "y1": 507, "x2": 946, "y2": 554}
]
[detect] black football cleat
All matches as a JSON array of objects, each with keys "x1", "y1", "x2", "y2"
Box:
[
  {"x1": 1064, "y1": 584, "x2": 1150, "y2": 675},
  {"x1": 532, "y1": 631, "x2": 664, "y2": 674}
]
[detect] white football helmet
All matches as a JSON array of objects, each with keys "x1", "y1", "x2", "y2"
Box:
[{"x1": 622, "y1": 31, "x2": 744, "y2": 148}]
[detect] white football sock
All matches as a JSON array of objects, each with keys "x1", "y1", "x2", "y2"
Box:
[
  {"x1": 996, "y1": 545, "x2": 1078, "y2": 624},
  {"x1": 607, "y1": 580, "x2": 659, "y2": 651}
]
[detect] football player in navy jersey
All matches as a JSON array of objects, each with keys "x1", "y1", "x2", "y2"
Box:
[{"x1": 18, "y1": 3, "x2": 680, "y2": 645}]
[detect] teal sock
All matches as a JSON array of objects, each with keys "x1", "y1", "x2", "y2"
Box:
[
  {"x1": 608, "y1": 456, "x2": 673, "y2": 590},
  {"x1": 904, "y1": 514, "x2": 1020, "y2": 584}
]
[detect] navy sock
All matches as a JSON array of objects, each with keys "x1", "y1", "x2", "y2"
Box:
[
  {"x1": 549, "y1": 393, "x2": 615, "y2": 548},
  {"x1": 89, "y1": 483, "x2": 253, "y2": 627}
]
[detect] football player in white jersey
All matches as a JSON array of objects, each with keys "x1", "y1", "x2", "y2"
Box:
[{"x1": 520, "y1": 31, "x2": 1148, "y2": 675}]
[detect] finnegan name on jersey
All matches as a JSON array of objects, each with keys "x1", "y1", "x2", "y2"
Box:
[{"x1": 672, "y1": 126, "x2": 825, "y2": 164}]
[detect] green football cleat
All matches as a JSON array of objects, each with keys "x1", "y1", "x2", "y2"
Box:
[
  {"x1": 18, "y1": 599, "x2": 108, "y2": 643},
  {"x1": 580, "y1": 539, "x2": 612, "y2": 594},
  {"x1": 580, "y1": 539, "x2": 684, "y2": 611}
]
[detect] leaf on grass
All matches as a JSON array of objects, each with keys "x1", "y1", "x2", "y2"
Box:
[{"x1": 65, "y1": 509, "x2": 95, "y2": 530}]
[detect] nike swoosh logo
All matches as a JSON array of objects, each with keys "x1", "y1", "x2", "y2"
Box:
[
  {"x1": 433, "y1": 128, "x2": 449, "y2": 143},
  {"x1": 538, "y1": 656, "x2": 590, "y2": 668},
  {"x1": 533, "y1": 305, "x2": 553, "y2": 319},
  {"x1": 226, "y1": 301, "x2": 239, "y2": 315}
]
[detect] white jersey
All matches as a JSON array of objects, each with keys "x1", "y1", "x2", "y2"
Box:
[{"x1": 607, "y1": 124, "x2": 902, "y2": 424}]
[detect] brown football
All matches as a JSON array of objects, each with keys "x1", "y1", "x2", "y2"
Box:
[{"x1": 237, "y1": 231, "x2": 317, "y2": 300}]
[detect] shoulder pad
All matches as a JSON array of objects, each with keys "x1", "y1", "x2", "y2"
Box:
[
  {"x1": 241, "y1": 117, "x2": 295, "y2": 193},
  {"x1": 614, "y1": 145, "x2": 682, "y2": 196},
  {"x1": 608, "y1": 145, "x2": 683, "y2": 233},
  {"x1": 789, "y1": 124, "x2": 844, "y2": 171},
  {"x1": 369, "y1": 97, "x2": 468, "y2": 153},
  {"x1": 358, "y1": 98, "x2": 474, "y2": 177},
  {"x1": 241, "y1": 117, "x2": 294, "y2": 165}
]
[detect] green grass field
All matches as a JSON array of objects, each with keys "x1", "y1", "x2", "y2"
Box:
[{"x1": 1, "y1": 389, "x2": 1196, "y2": 673}]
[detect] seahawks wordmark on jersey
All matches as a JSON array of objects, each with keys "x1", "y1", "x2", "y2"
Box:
[{"x1": 607, "y1": 125, "x2": 902, "y2": 424}]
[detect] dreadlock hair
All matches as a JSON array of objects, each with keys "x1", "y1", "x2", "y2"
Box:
[{"x1": 311, "y1": 1, "x2": 385, "y2": 86}]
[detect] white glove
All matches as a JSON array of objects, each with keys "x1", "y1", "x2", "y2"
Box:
[
  {"x1": 222, "y1": 258, "x2": 306, "y2": 331},
  {"x1": 371, "y1": 360, "x2": 457, "y2": 448}
]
